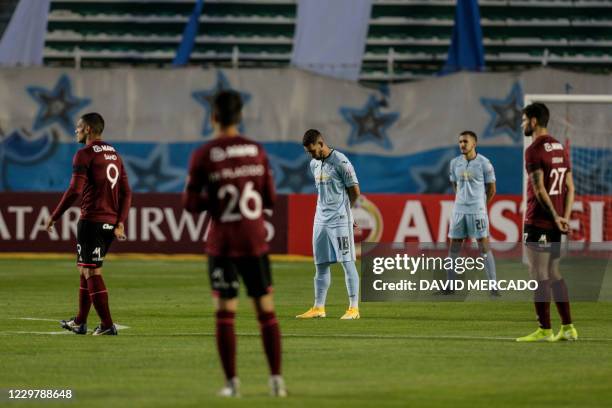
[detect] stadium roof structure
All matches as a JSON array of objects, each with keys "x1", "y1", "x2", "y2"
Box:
[{"x1": 40, "y1": 0, "x2": 612, "y2": 82}]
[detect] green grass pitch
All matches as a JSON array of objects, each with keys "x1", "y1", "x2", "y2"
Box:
[{"x1": 1, "y1": 257, "x2": 612, "y2": 407}]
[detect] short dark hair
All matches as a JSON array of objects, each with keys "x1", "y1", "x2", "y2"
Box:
[
  {"x1": 459, "y1": 130, "x2": 477, "y2": 142},
  {"x1": 81, "y1": 112, "x2": 104, "y2": 135},
  {"x1": 302, "y1": 129, "x2": 322, "y2": 146},
  {"x1": 522, "y1": 103, "x2": 549, "y2": 127},
  {"x1": 213, "y1": 90, "x2": 243, "y2": 127}
]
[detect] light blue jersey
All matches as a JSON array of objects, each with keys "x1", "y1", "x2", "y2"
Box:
[
  {"x1": 447, "y1": 153, "x2": 498, "y2": 282},
  {"x1": 311, "y1": 150, "x2": 359, "y2": 227},
  {"x1": 449, "y1": 153, "x2": 495, "y2": 214}
]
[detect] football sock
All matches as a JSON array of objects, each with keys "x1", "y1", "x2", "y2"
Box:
[
  {"x1": 534, "y1": 279, "x2": 551, "y2": 329},
  {"x1": 258, "y1": 311, "x2": 282, "y2": 376},
  {"x1": 446, "y1": 247, "x2": 461, "y2": 281},
  {"x1": 482, "y1": 250, "x2": 497, "y2": 282},
  {"x1": 551, "y1": 279, "x2": 572, "y2": 325},
  {"x1": 75, "y1": 275, "x2": 91, "y2": 325},
  {"x1": 314, "y1": 263, "x2": 331, "y2": 307},
  {"x1": 216, "y1": 310, "x2": 237, "y2": 380},
  {"x1": 340, "y1": 261, "x2": 359, "y2": 308},
  {"x1": 87, "y1": 275, "x2": 113, "y2": 329}
]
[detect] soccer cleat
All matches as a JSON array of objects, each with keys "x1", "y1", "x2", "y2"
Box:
[
  {"x1": 550, "y1": 324, "x2": 578, "y2": 342},
  {"x1": 515, "y1": 327, "x2": 553, "y2": 342},
  {"x1": 340, "y1": 307, "x2": 360, "y2": 320},
  {"x1": 218, "y1": 377, "x2": 240, "y2": 398},
  {"x1": 296, "y1": 306, "x2": 326, "y2": 319},
  {"x1": 490, "y1": 289, "x2": 502, "y2": 297},
  {"x1": 60, "y1": 317, "x2": 87, "y2": 335},
  {"x1": 269, "y1": 375, "x2": 287, "y2": 398},
  {"x1": 92, "y1": 324, "x2": 118, "y2": 336}
]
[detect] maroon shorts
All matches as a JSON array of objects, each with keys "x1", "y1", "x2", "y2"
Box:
[
  {"x1": 76, "y1": 220, "x2": 115, "y2": 268},
  {"x1": 523, "y1": 224, "x2": 562, "y2": 259},
  {"x1": 208, "y1": 255, "x2": 272, "y2": 299}
]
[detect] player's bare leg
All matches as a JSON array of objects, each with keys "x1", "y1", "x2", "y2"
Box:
[
  {"x1": 548, "y1": 257, "x2": 577, "y2": 341},
  {"x1": 214, "y1": 297, "x2": 240, "y2": 397},
  {"x1": 60, "y1": 266, "x2": 91, "y2": 334},
  {"x1": 516, "y1": 247, "x2": 553, "y2": 341},
  {"x1": 253, "y1": 294, "x2": 286, "y2": 397},
  {"x1": 83, "y1": 267, "x2": 116, "y2": 336},
  {"x1": 476, "y1": 237, "x2": 500, "y2": 297}
]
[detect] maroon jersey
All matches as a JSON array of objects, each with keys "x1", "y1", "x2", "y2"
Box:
[
  {"x1": 52, "y1": 140, "x2": 132, "y2": 224},
  {"x1": 524, "y1": 135, "x2": 571, "y2": 229},
  {"x1": 184, "y1": 135, "x2": 275, "y2": 257}
]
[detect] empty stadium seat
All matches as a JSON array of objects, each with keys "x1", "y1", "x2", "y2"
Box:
[{"x1": 42, "y1": 0, "x2": 612, "y2": 81}]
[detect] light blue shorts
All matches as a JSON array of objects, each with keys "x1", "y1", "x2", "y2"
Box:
[
  {"x1": 448, "y1": 211, "x2": 489, "y2": 239},
  {"x1": 313, "y1": 223, "x2": 355, "y2": 265}
]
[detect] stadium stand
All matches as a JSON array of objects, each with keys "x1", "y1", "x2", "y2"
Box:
[{"x1": 42, "y1": 0, "x2": 612, "y2": 81}]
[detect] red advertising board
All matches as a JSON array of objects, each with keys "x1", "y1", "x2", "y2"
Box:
[
  {"x1": 0, "y1": 193, "x2": 288, "y2": 254},
  {"x1": 0, "y1": 193, "x2": 609, "y2": 255},
  {"x1": 287, "y1": 194, "x2": 612, "y2": 256}
]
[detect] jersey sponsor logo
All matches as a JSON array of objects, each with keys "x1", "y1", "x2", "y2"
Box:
[
  {"x1": 544, "y1": 142, "x2": 564, "y2": 152},
  {"x1": 314, "y1": 165, "x2": 331, "y2": 182},
  {"x1": 461, "y1": 170, "x2": 472, "y2": 181},
  {"x1": 102, "y1": 224, "x2": 114, "y2": 230},
  {"x1": 104, "y1": 154, "x2": 117, "y2": 161},
  {"x1": 92, "y1": 145, "x2": 116, "y2": 153},
  {"x1": 210, "y1": 144, "x2": 258, "y2": 162},
  {"x1": 315, "y1": 173, "x2": 331, "y2": 182},
  {"x1": 210, "y1": 147, "x2": 226, "y2": 162}
]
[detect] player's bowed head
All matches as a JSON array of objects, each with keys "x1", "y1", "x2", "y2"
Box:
[{"x1": 302, "y1": 129, "x2": 330, "y2": 160}]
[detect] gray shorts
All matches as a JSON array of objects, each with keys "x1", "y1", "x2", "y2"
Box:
[
  {"x1": 448, "y1": 211, "x2": 489, "y2": 239},
  {"x1": 313, "y1": 223, "x2": 355, "y2": 264}
]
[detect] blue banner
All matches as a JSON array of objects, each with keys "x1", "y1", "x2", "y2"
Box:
[
  {"x1": 172, "y1": 0, "x2": 205, "y2": 66},
  {"x1": 441, "y1": 0, "x2": 485, "y2": 74}
]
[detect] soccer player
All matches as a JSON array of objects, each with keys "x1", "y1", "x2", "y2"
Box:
[
  {"x1": 516, "y1": 102, "x2": 577, "y2": 342},
  {"x1": 296, "y1": 129, "x2": 361, "y2": 320},
  {"x1": 445, "y1": 131, "x2": 499, "y2": 296},
  {"x1": 45, "y1": 112, "x2": 131, "y2": 336},
  {"x1": 183, "y1": 90, "x2": 286, "y2": 397}
]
